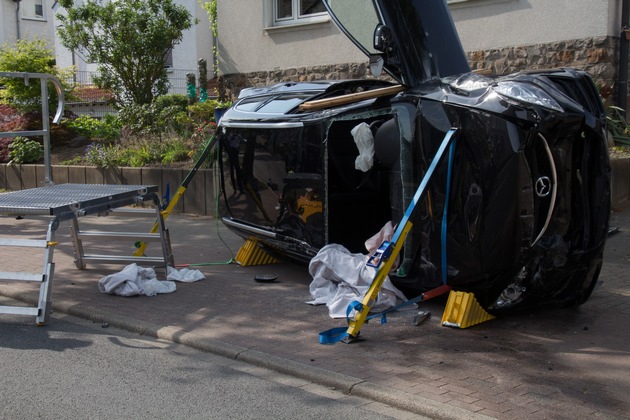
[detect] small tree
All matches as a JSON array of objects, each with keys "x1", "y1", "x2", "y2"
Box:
[
  {"x1": 56, "y1": 0, "x2": 195, "y2": 107},
  {"x1": 0, "y1": 37, "x2": 73, "y2": 112}
]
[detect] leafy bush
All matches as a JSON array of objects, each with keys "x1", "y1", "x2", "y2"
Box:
[
  {"x1": 188, "y1": 99, "x2": 231, "y2": 123},
  {"x1": 8, "y1": 137, "x2": 43, "y2": 164},
  {"x1": 56, "y1": 0, "x2": 194, "y2": 107},
  {"x1": 154, "y1": 95, "x2": 189, "y2": 133},
  {"x1": 154, "y1": 94, "x2": 188, "y2": 113},
  {"x1": 190, "y1": 133, "x2": 217, "y2": 168},
  {"x1": 65, "y1": 114, "x2": 120, "y2": 141},
  {"x1": 118, "y1": 99, "x2": 196, "y2": 136},
  {"x1": 117, "y1": 95, "x2": 229, "y2": 136},
  {"x1": 606, "y1": 105, "x2": 630, "y2": 146},
  {"x1": 117, "y1": 103, "x2": 157, "y2": 135},
  {"x1": 161, "y1": 139, "x2": 191, "y2": 165},
  {"x1": 82, "y1": 135, "x2": 194, "y2": 168},
  {"x1": 0, "y1": 37, "x2": 74, "y2": 112},
  {"x1": 60, "y1": 155, "x2": 84, "y2": 165},
  {"x1": 84, "y1": 143, "x2": 120, "y2": 168},
  {"x1": 117, "y1": 146, "x2": 153, "y2": 167}
]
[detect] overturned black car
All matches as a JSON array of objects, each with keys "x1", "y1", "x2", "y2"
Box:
[{"x1": 215, "y1": 0, "x2": 611, "y2": 313}]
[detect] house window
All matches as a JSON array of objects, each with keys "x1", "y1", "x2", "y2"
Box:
[
  {"x1": 22, "y1": 0, "x2": 45, "y2": 20},
  {"x1": 165, "y1": 48, "x2": 173, "y2": 68},
  {"x1": 273, "y1": 0, "x2": 327, "y2": 26}
]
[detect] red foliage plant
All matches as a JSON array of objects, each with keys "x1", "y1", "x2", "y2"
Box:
[
  {"x1": 0, "y1": 104, "x2": 29, "y2": 132},
  {"x1": 0, "y1": 138, "x2": 11, "y2": 163}
]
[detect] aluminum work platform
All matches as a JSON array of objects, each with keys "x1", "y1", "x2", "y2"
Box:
[{"x1": 0, "y1": 183, "x2": 174, "y2": 325}]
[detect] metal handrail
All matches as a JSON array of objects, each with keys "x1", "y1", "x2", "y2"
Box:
[{"x1": 0, "y1": 72, "x2": 65, "y2": 185}]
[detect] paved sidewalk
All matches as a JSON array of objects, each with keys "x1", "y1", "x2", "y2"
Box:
[{"x1": 1, "y1": 205, "x2": 629, "y2": 419}]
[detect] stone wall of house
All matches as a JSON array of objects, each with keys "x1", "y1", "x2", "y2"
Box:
[
  {"x1": 219, "y1": 36, "x2": 620, "y2": 103},
  {"x1": 218, "y1": 62, "x2": 375, "y2": 101},
  {"x1": 467, "y1": 36, "x2": 619, "y2": 102}
]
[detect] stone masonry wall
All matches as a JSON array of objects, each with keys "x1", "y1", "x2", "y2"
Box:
[
  {"x1": 218, "y1": 62, "x2": 374, "y2": 101},
  {"x1": 219, "y1": 36, "x2": 620, "y2": 103},
  {"x1": 467, "y1": 36, "x2": 618, "y2": 102}
]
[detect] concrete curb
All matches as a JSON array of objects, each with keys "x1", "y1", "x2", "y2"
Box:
[{"x1": 1, "y1": 286, "x2": 491, "y2": 420}]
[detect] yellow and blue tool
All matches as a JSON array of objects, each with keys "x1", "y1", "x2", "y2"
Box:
[{"x1": 319, "y1": 128, "x2": 458, "y2": 344}]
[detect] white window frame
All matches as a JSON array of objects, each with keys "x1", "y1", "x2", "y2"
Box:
[
  {"x1": 270, "y1": 0, "x2": 328, "y2": 28},
  {"x1": 22, "y1": 0, "x2": 46, "y2": 21}
]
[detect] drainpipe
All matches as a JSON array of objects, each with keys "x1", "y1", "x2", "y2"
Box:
[
  {"x1": 13, "y1": 0, "x2": 22, "y2": 40},
  {"x1": 618, "y1": 0, "x2": 630, "y2": 112}
]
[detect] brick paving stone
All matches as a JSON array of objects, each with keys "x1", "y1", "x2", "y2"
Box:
[
  {"x1": 442, "y1": 383, "x2": 478, "y2": 396},
  {"x1": 410, "y1": 382, "x2": 452, "y2": 397},
  {"x1": 478, "y1": 408, "x2": 505, "y2": 419},
  {"x1": 446, "y1": 398, "x2": 485, "y2": 413},
  {"x1": 469, "y1": 391, "x2": 510, "y2": 405},
  {"x1": 443, "y1": 391, "x2": 481, "y2": 405},
  {"x1": 474, "y1": 398, "x2": 514, "y2": 414},
  {"x1": 460, "y1": 377, "x2": 501, "y2": 391}
]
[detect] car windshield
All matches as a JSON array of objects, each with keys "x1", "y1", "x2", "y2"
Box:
[
  {"x1": 235, "y1": 93, "x2": 313, "y2": 114},
  {"x1": 325, "y1": 0, "x2": 381, "y2": 56}
]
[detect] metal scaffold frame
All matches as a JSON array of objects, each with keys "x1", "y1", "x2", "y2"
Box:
[{"x1": 0, "y1": 73, "x2": 173, "y2": 325}]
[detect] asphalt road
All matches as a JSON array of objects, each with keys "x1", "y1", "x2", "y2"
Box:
[{"x1": 0, "y1": 311, "x2": 422, "y2": 420}]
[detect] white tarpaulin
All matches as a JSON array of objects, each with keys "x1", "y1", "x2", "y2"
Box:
[{"x1": 306, "y1": 243, "x2": 409, "y2": 318}]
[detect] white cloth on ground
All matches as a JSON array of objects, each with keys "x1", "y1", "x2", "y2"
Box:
[
  {"x1": 98, "y1": 263, "x2": 176, "y2": 297},
  {"x1": 306, "y1": 243, "x2": 409, "y2": 318},
  {"x1": 166, "y1": 266, "x2": 205, "y2": 282}
]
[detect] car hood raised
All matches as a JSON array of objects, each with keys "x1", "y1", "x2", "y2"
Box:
[{"x1": 323, "y1": 0, "x2": 470, "y2": 87}]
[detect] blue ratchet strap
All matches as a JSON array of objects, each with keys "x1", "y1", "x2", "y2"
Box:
[
  {"x1": 319, "y1": 301, "x2": 364, "y2": 344},
  {"x1": 318, "y1": 128, "x2": 458, "y2": 344},
  {"x1": 441, "y1": 140, "x2": 457, "y2": 285},
  {"x1": 363, "y1": 139, "x2": 458, "y2": 325}
]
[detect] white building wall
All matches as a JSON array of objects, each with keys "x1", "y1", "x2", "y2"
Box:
[
  {"x1": 0, "y1": 0, "x2": 55, "y2": 47},
  {"x1": 216, "y1": 0, "x2": 364, "y2": 74},
  {"x1": 450, "y1": 0, "x2": 615, "y2": 51},
  {"x1": 195, "y1": 1, "x2": 214, "y2": 74},
  {"x1": 169, "y1": 0, "x2": 213, "y2": 73},
  {"x1": 51, "y1": 4, "x2": 91, "y2": 72},
  {"x1": 217, "y1": 0, "x2": 620, "y2": 75},
  {"x1": 0, "y1": 1, "x2": 12, "y2": 45}
]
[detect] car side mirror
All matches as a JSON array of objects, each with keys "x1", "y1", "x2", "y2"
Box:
[
  {"x1": 369, "y1": 55, "x2": 384, "y2": 78},
  {"x1": 373, "y1": 24, "x2": 391, "y2": 52}
]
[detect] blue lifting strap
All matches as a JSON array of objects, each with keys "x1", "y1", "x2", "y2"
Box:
[
  {"x1": 368, "y1": 140, "x2": 457, "y2": 325},
  {"x1": 441, "y1": 140, "x2": 456, "y2": 284},
  {"x1": 318, "y1": 129, "x2": 458, "y2": 344},
  {"x1": 319, "y1": 301, "x2": 364, "y2": 344}
]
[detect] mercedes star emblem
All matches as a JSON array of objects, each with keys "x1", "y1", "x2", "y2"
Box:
[{"x1": 535, "y1": 176, "x2": 551, "y2": 198}]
